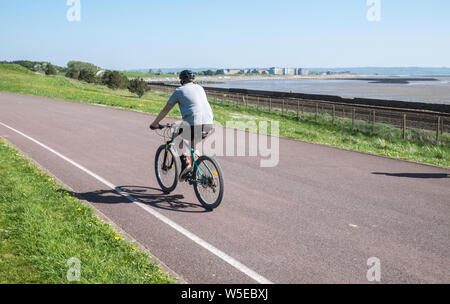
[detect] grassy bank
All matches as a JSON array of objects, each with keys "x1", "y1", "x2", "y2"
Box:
[
  {"x1": 0, "y1": 64, "x2": 448, "y2": 167},
  {"x1": 0, "y1": 137, "x2": 173, "y2": 283}
]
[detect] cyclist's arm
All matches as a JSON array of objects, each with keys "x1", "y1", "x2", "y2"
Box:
[{"x1": 150, "y1": 102, "x2": 175, "y2": 129}]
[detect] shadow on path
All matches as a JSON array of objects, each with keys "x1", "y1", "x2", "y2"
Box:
[
  {"x1": 372, "y1": 172, "x2": 449, "y2": 179},
  {"x1": 74, "y1": 185, "x2": 210, "y2": 213}
]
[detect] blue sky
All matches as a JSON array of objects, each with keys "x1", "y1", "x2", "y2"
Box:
[{"x1": 1, "y1": 0, "x2": 449, "y2": 70}]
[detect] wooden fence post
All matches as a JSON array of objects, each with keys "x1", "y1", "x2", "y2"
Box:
[
  {"x1": 403, "y1": 114, "x2": 407, "y2": 139},
  {"x1": 372, "y1": 110, "x2": 376, "y2": 133},
  {"x1": 315, "y1": 103, "x2": 319, "y2": 122},
  {"x1": 352, "y1": 108, "x2": 355, "y2": 130},
  {"x1": 332, "y1": 105, "x2": 335, "y2": 125},
  {"x1": 436, "y1": 116, "x2": 441, "y2": 142},
  {"x1": 257, "y1": 97, "x2": 260, "y2": 110},
  {"x1": 282, "y1": 99, "x2": 285, "y2": 116},
  {"x1": 297, "y1": 100, "x2": 300, "y2": 119},
  {"x1": 269, "y1": 98, "x2": 272, "y2": 113}
]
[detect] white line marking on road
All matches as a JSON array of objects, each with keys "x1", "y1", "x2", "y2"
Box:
[{"x1": 0, "y1": 121, "x2": 273, "y2": 284}]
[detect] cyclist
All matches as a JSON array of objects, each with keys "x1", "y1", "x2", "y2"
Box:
[{"x1": 150, "y1": 70, "x2": 214, "y2": 181}]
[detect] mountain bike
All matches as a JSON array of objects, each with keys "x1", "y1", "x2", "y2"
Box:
[{"x1": 152, "y1": 123, "x2": 224, "y2": 210}]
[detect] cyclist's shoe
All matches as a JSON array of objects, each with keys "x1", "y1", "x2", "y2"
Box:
[
  {"x1": 179, "y1": 165, "x2": 193, "y2": 181},
  {"x1": 179, "y1": 155, "x2": 192, "y2": 182}
]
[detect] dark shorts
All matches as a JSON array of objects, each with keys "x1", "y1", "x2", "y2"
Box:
[{"x1": 178, "y1": 124, "x2": 213, "y2": 142}]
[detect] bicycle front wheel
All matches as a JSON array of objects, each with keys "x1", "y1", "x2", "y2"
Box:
[
  {"x1": 155, "y1": 145, "x2": 178, "y2": 193},
  {"x1": 193, "y1": 156, "x2": 224, "y2": 210}
]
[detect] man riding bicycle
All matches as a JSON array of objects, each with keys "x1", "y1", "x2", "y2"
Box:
[{"x1": 150, "y1": 70, "x2": 214, "y2": 181}]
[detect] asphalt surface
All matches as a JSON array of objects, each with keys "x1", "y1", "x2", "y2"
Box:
[{"x1": 1, "y1": 91, "x2": 449, "y2": 283}]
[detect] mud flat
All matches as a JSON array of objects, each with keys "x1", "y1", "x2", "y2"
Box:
[
  {"x1": 144, "y1": 74, "x2": 381, "y2": 84},
  {"x1": 203, "y1": 77, "x2": 450, "y2": 105}
]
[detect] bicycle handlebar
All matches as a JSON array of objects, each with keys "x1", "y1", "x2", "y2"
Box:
[{"x1": 150, "y1": 123, "x2": 173, "y2": 130}]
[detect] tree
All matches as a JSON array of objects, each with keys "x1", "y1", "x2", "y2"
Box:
[
  {"x1": 78, "y1": 69, "x2": 96, "y2": 83},
  {"x1": 67, "y1": 61, "x2": 99, "y2": 72},
  {"x1": 215, "y1": 69, "x2": 225, "y2": 75},
  {"x1": 102, "y1": 70, "x2": 129, "y2": 89},
  {"x1": 128, "y1": 78, "x2": 148, "y2": 98},
  {"x1": 45, "y1": 64, "x2": 57, "y2": 75},
  {"x1": 66, "y1": 68, "x2": 81, "y2": 80}
]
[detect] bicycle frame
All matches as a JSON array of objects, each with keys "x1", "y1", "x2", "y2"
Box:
[
  {"x1": 191, "y1": 147, "x2": 215, "y2": 183},
  {"x1": 162, "y1": 125, "x2": 215, "y2": 184}
]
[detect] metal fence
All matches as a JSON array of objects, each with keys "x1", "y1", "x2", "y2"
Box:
[{"x1": 148, "y1": 84, "x2": 449, "y2": 143}]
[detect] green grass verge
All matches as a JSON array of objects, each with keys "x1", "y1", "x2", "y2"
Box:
[
  {"x1": 0, "y1": 63, "x2": 448, "y2": 167},
  {"x1": 209, "y1": 98, "x2": 450, "y2": 167},
  {"x1": 0, "y1": 137, "x2": 173, "y2": 284}
]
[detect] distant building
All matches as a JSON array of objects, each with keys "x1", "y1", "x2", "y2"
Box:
[
  {"x1": 283, "y1": 68, "x2": 295, "y2": 75},
  {"x1": 296, "y1": 68, "x2": 309, "y2": 76},
  {"x1": 269, "y1": 67, "x2": 283, "y2": 75},
  {"x1": 224, "y1": 69, "x2": 241, "y2": 75}
]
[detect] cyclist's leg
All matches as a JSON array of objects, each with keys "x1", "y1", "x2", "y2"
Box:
[
  {"x1": 190, "y1": 124, "x2": 213, "y2": 165},
  {"x1": 181, "y1": 125, "x2": 213, "y2": 177}
]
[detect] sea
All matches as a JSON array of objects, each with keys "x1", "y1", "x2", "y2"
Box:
[
  {"x1": 139, "y1": 67, "x2": 450, "y2": 104},
  {"x1": 206, "y1": 76, "x2": 450, "y2": 105}
]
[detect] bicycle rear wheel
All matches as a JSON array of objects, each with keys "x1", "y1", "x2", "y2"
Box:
[
  {"x1": 193, "y1": 156, "x2": 224, "y2": 210},
  {"x1": 155, "y1": 145, "x2": 178, "y2": 193}
]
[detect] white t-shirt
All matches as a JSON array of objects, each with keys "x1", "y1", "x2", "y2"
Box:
[{"x1": 167, "y1": 83, "x2": 214, "y2": 126}]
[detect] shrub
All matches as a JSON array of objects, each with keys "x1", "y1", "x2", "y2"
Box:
[
  {"x1": 45, "y1": 64, "x2": 57, "y2": 76},
  {"x1": 102, "y1": 70, "x2": 129, "y2": 89},
  {"x1": 78, "y1": 69, "x2": 96, "y2": 83},
  {"x1": 65, "y1": 68, "x2": 80, "y2": 80},
  {"x1": 128, "y1": 78, "x2": 148, "y2": 98}
]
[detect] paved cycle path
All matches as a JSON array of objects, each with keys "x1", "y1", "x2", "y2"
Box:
[{"x1": 1, "y1": 92, "x2": 449, "y2": 283}]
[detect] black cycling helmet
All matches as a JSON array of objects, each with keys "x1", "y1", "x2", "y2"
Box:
[{"x1": 179, "y1": 70, "x2": 195, "y2": 82}]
